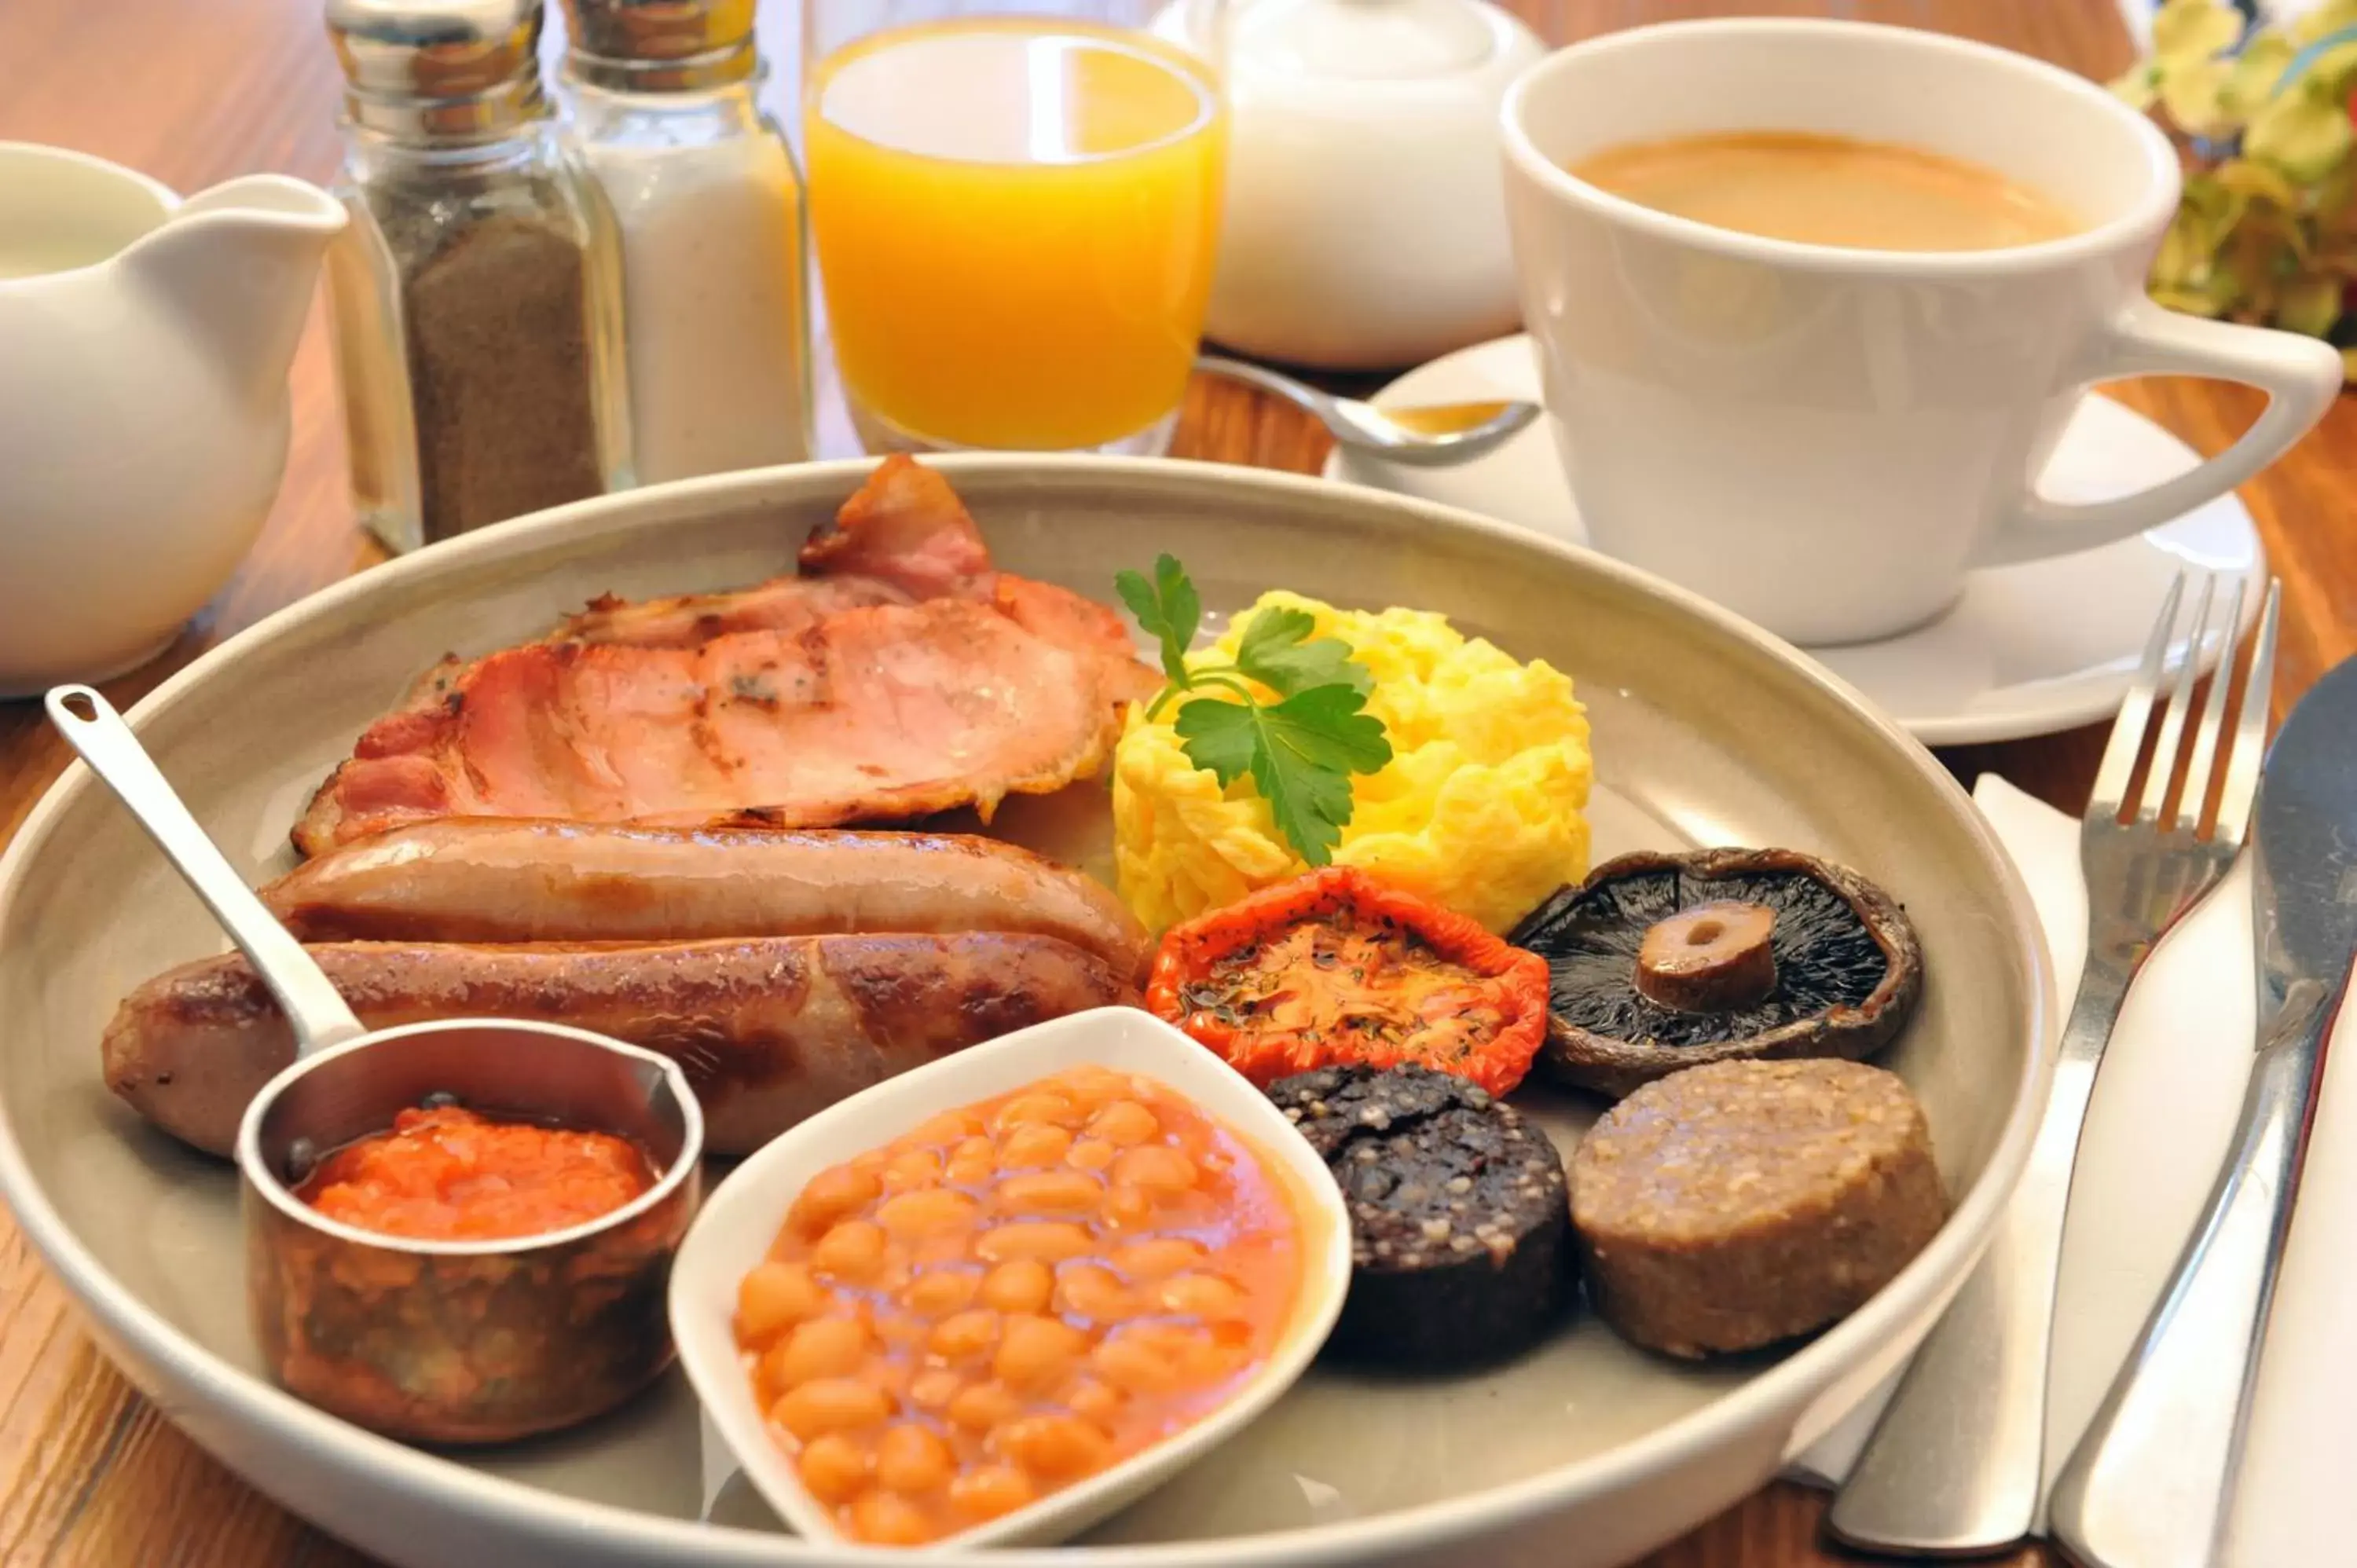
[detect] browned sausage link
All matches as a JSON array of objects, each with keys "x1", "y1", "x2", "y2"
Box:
[
  {"x1": 102, "y1": 934, "x2": 1133, "y2": 1159},
  {"x1": 257, "y1": 820, "x2": 1147, "y2": 975}
]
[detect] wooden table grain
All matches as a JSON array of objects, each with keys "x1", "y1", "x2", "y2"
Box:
[{"x1": 0, "y1": 0, "x2": 2349, "y2": 1563}]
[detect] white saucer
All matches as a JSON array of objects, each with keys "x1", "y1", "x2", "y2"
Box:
[{"x1": 1322, "y1": 335, "x2": 2269, "y2": 746}]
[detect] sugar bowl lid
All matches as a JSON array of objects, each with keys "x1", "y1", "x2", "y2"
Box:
[
  {"x1": 1230, "y1": 0, "x2": 1512, "y2": 80},
  {"x1": 1163, "y1": 0, "x2": 1539, "y2": 87}
]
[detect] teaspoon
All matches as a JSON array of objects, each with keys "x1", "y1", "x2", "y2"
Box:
[{"x1": 1195, "y1": 354, "x2": 1538, "y2": 467}]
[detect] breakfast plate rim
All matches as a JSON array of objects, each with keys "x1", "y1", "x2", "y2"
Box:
[{"x1": 0, "y1": 453, "x2": 2055, "y2": 1565}]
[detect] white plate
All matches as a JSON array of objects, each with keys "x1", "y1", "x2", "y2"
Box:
[
  {"x1": 1323, "y1": 335, "x2": 2268, "y2": 746},
  {"x1": 0, "y1": 456, "x2": 2049, "y2": 1568}
]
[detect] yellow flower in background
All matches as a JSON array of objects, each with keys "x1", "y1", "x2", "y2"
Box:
[{"x1": 2116, "y1": 0, "x2": 2357, "y2": 357}]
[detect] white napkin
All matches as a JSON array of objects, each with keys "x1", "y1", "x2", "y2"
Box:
[{"x1": 1791, "y1": 775, "x2": 2357, "y2": 1562}]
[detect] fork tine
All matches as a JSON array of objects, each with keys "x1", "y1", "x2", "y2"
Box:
[
  {"x1": 2212, "y1": 578, "x2": 2280, "y2": 847},
  {"x1": 2090, "y1": 573, "x2": 2184, "y2": 823},
  {"x1": 2134, "y1": 573, "x2": 2214, "y2": 826},
  {"x1": 2174, "y1": 577, "x2": 2247, "y2": 834}
]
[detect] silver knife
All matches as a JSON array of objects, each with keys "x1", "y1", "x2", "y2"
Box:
[{"x1": 2047, "y1": 654, "x2": 2357, "y2": 1568}]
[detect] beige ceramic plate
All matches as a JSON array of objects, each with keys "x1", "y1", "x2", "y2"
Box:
[{"x1": 0, "y1": 456, "x2": 2051, "y2": 1568}]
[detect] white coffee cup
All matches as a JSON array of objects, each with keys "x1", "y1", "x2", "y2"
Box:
[{"x1": 1500, "y1": 19, "x2": 2341, "y2": 647}]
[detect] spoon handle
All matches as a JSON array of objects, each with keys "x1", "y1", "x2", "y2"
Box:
[
  {"x1": 46, "y1": 685, "x2": 366, "y2": 1055},
  {"x1": 1193, "y1": 355, "x2": 1331, "y2": 419}
]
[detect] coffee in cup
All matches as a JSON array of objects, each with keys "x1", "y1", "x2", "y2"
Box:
[
  {"x1": 1568, "y1": 131, "x2": 2078, "y2": 254},
  {"x1": 1501, "y1": 20, "x2": 2340, "y2": 646}
]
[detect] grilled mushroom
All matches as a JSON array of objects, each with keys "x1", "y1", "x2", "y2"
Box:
[{"x1": 1505, "y1": 848, "x2": 1921, "y2": 1097}]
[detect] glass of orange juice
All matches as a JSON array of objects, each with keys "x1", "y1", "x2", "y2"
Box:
[{"x1": 802, "y1": 0, "x2": 1226, "y2": 455}]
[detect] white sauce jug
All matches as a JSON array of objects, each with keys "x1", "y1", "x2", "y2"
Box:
[
  {"x1": 1153, "y1": 0, "x2": 1542, "y2": 371},
  {"x1": 0, "y1": 145, "x2": 344, "y2": 695}
]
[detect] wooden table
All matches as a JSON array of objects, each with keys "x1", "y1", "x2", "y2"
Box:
[{"x1": 2, "y1": 0, "x2": 2351, "y2": 1562}]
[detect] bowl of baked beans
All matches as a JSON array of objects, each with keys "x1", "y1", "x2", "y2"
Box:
[{"x1": 668, "y1": 1006, "x2": 1353, "y2": 1549}]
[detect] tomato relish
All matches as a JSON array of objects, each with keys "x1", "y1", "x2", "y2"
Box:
[
  {"x1": 735, "y1": 1066, "x2": 1302, "y2": 1546},
  {"x1": 1146, "y1": 866, "x2": 1550, "y2": 1096},
  {"x1": 294, "y1": 1104, "x2": 657, "y2": 1241}
]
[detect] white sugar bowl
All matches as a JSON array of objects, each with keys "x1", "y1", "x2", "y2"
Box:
[{"x1": 1155, "y1": 0, "x2": 1542, "y2": 371}]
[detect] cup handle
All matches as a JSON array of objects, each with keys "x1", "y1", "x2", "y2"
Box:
[{"x1": 1973, "y1": 302, "x2": 2341, "y2": 569}]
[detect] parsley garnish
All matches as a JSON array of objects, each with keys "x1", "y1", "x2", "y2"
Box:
[{"x1": 1116, "y1": 555, "x2": 1391, "y2": 866}]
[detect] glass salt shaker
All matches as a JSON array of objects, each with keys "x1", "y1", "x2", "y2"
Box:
[
  {"x1": 560, "y1": 0, "x2": 815, "y2": 482},
  {"x1": 322, "y1": 0, "x2": 632, "y2": 555}
]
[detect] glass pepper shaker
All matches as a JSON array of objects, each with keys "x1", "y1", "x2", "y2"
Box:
[
  {"x1": 322, "y1": 0, "x2": 632, "y2": 555},
  {"x1": 560, "y1": 0, "x2": 814, "y2": 482}
]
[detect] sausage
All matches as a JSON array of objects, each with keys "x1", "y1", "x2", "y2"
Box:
[
  {"x1": 103, "y1": 934, "x2": 1133, "y2": 1160},
  {"x1": 258, "y1": 821, "x2": 1146, "y2": 975}
]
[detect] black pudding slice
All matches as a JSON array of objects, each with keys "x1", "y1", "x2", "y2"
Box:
[{"x1": 1267, "y1": 1063, "x2": 1571, "y2": 1368}]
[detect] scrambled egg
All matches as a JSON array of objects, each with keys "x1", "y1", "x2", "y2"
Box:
[{"x1": 1113, "y1": 591, "x2": 1593, "y2": 933}]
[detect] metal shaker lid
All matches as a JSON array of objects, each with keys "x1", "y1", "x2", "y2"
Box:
[
  {"x1": 325, "y1": 0, "x2": 549, "y2": 140},
  {"x1": 559, "y1": 0, "x2": 758, "y2": 91}
]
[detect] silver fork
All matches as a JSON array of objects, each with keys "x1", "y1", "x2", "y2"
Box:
[{"x1": 1828, "y1": 572, "x2": 2278, "y2": 1556}]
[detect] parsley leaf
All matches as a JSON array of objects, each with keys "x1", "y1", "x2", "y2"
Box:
[
  {"x1": 1118, "y1": 555, "x2": 1393, "y2": 865},
  {"x1": 1173, "y1": 687, "x2": 1391, "y2": 866},
  {"x1": 1113, "y1": 553, "x2": 1199, "y2": 689},
  {"x1": 1232, "y1": 606, "x2": 1371, "y2": 698}
]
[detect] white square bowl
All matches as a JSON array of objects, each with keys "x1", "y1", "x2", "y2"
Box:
[{"x1": 667, "y1": 1006, "x2": 1354, "y2": 1551}]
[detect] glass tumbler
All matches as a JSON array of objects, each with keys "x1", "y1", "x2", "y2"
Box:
[{"x1": 801, "y1": 0, "x2": 1226, "y2": 456}]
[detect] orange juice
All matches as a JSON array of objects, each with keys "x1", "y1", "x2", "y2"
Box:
[{"x1": 806, "y1": 20, "x2": 1225, "y2": 451}]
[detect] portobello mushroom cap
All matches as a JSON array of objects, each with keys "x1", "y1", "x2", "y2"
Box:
[{"x1": 1505, "y1": 848, "x2": 1921, "y2": 1097}]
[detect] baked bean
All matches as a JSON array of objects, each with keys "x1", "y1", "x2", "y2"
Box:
[
  {"x1": 996, "y1": 1170, "x2": 1102, "y2": 1215},
  {"x1": 768, "y1": 1314, "x2": 870, "y2": 1388},
  {"x1": 850, "y1": 1489, "x2": 932, "y2": 1547},
  {"x1": 1087, "y1": 1100, "x2": 1160, "y2": 1148},
  {"x1": 993, "y1": 1091, "x2": 1079, "y2": 1131},
  {"x1": 1089, "y1": 1332, "x2": 1187, "y2": 1395},
  {"x1": 737, "y1": 1261, "x2": 825, "y2": 1343},
  {"x1": 797, "y1": 1431, "x2": 872, "y2": 1506},
  {"x1": 1157, "y1": 1271, "x2": 1247, "y2": 1321},
  {"x1": 1113, "y1": 1237, "x2": 1207, "y2": 1280},
  {"x1": 907, "y1": 1109, "x2": 980, "y2": 1146},
  {"x1": 1116, "y1": 1323, "x2": 1230, "y2": 1388},
  {"x1": 948, "y1": 1464, "x2": 1036, "y2": 1522},
  {"x1": 1054, "y1": 1262, "x2": 1131, "y2": 1322},
  {"x1": 1112, "y1": 1145, "x2": 1198, "y2": 1194},
  {"x1": 995, "y1": 1313, "x2": 1087, "y2": 1393},
  {"x1": 1057, "y1": 1064, "x2": 1128, "y2": 1103},
  {"x1": 883, "y1": 1148, "x2": 943, "y2": 1192},
  {"x1": 994, "y1": 1412, "x2": 1113, "y2": 1478},
  {"x1": 1174, "y1": 1334, "x2": 1249, "y2": 1387},
  {"x1": 876, "y1": 1423, "x2": 955, "y2": 1496},
  {"x1": 1102, "y1": 1184, "x2": 1155, "y2": 1229},
  {"x1": 978, "y1": 1258, "x2": 1054, "y2": 1314},
  {"x1": 1066, "y1": 1378, "x2": 1124, "y2": 1426},
  {"x1": 946, "y1": 1134, "x2": 998, "y2": 1185},
  {"x1": 812, "y1": 1218, "x2": 889, "y2": 1282},
  {"x1": 1066, "y1": 1136, "x2": 1119, "y2": 1173},
  {"x1": 929, "y1": 1308, "x2": 999, "y2": 1361},
  {"x1": 947, "y1": 1379, "x2": 1022, "y2": 1433},
  {"x1": 996, "y1": 1122, "x2": 1074, "y2": 1169},
  {"x1": 773, "y1": 1377, "x2": 892, "y2": 1440},
  {"x1": 908, "y1": 1367, "x2": 964, "y2": 1411},
  {"x1": 900, "y1": 1268, "x2": 979, "y2": 1318},
  {"x1": 739, "y1": 1065, "x2": 1303, "y2": 1546},
  {"x1": 790, "y1": 1163, "x2": 880, "y2": 1236},
  {"x1": 878, "y1": 1187, "x2": 979, "y2": 1239},
  {"x1": 975, "y1": 1220, "x2": 1092, "y2": 1263}
]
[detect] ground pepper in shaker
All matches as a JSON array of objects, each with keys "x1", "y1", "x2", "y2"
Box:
[
  {"x1": 322, "y1": 0, "x2": 632, "y2": 553},
  {"x1": 562, "y1": 0, "x2": 814, "y2": 482}
]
